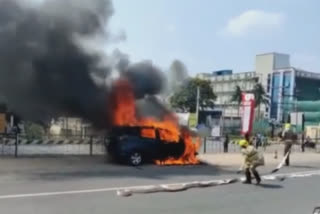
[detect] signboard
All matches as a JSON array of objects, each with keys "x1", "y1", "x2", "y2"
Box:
[
  {"x1": 240, "y1": 93, "x2": 255, "y2": 135},
  {"x1": 211, "y1": 125, "x2": 221, "y2": 137},
  {"x1": 197, "y1": 125, "x2": 211, "y2": 137},
  {"x1": 176, "y1": 113, "x2": 190, "y2": 126},
  {"x1": 290, "y1": 112, "x2": 304, "y2": 126},
  {"x1": 0, "y1": 113, "x2": 6, "y2": 134},
  {"x1": 188, "y1": 113, "x2": 198, "y2": 128}
]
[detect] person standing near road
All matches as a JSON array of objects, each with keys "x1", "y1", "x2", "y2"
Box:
[
  {"x1": 301, "y1": 133, "x2": 306, "y2": 152},
  {"x1": 255, "y1": 133, "x2": 259, "y2": 149},
  {"x1": 238, "y1": 138, "x2": 264, "y2": 184},
  {"x1": 223, "y1": 134, "x2": 229, "y2": 153},
  {"x1": 281, "y1": 124, "x2": 295, "y2": 166},
  {"x1": 262, "y1": 134, "x2": 268, "y2": 151},
  {"x1": 303, "y1": 135, "x2": 312, "y2": 152},
  {"x1": 245, "y1": 133, "x2": 252, "y2": 145}
]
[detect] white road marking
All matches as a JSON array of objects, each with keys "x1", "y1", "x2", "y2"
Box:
[
  {"x1": 0, "y1": 183, "x2": 185, "y2": 200},
  {"x1": 0, "y1": 187, "x2": 119, "y2": 200},
  {"x1": 0, "y1": 169, "x2": 320, "y2": 200}
]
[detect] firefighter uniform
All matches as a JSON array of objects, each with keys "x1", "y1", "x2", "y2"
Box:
[
  {"x1": 239, "y1": 139, "x2": 264, "y2": 184},
  {"x1": 282, "y1": 124, "x2": 296, "y2": 166}
]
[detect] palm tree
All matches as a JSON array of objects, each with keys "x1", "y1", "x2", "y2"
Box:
[
  {"x1": 252, "y1": 83, "x2": 270, "y2": 119},
  {"x1": 230, "y1": 85, "x2": 242, "y2": 116}
]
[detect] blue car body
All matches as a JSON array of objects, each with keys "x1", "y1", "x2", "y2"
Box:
[{"x1": 107, "y1": 126, "x2": 185, "y2": 165}]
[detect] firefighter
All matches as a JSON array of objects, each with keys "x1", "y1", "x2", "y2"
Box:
[
  {"x1": 281, "y1": 123, "x2": 295, "y2": 166},
  {"x1": 238, "y1": 139, "x2": 264, "y2": 184},
  {"x1": 244, "y1": 133, "x2": 253, "y2": 145}
]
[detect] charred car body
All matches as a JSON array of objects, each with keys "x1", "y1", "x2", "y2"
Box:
[{"x1": 107, "y1": 126, "x2": 185, "y2": 166}]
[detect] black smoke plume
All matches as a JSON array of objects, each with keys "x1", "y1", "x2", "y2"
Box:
[
  {"x1": 0, "y1": 0, "x2": 165, "y2": 128},
  {"x1": 122, "y1": 62, "x2": 165, "y2": 99}
]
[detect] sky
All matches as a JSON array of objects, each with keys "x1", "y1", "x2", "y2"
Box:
[{"x1": 109, "y1": 0, "x2": 320, "y2": 75}]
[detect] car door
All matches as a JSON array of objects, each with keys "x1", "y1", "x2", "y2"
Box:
[{"x1": 139, "y1": 128, "x2": 161, "y2": 160}]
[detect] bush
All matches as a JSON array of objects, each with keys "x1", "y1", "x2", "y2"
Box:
[{"x1": 25, "y1": 122, "x2": 45, "y2": 140}]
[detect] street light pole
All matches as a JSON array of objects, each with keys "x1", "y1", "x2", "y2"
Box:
[
  {"x1": 295, "y1": 87, "x2": 298, "y2": 132},
  {"x1": 196, "y1": 86, "x2": 200, "y2": 125}
]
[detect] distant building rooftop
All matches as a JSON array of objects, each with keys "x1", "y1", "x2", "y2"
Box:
[{"x1": 211, "y1": 70, "x2": 233, "y2": 76}]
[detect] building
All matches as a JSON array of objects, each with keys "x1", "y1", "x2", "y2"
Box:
[
  {"x1": 197, "y1": 52, "x2": 320, "y2": 125},
  {"x1": 268, "y1": 68, "x2": 320, "y2": 122},
  {"x1": 197, "y1": 53, "x2": 291, "y2": 118},
  {"x1": 197, "y1": 70, "x2": 258, "y2": 118},
  {"x1": 50, "y1": 117, "x2": 90, "y2": 137},
  {"x1": 255, "y1": 53, "x2": 290, "y2": 88}
]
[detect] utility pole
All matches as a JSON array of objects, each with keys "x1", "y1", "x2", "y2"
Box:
[
  {"x1": 221, "y1": 101, "x2": 226, "y2": 136},
  {"x1": 196, "y1": 86, "x2": 200, "y2": 125},
  {"x1": 295, "y1": 97, "x2": 298, "y2": 132}
]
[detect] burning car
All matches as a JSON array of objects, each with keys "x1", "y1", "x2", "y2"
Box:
[
  {"x1": 107, "y1": 126, "x2": 185, "y2": 166},
  {"x1": 107, "y1": 79, "x2": 201, "y2": 166}
]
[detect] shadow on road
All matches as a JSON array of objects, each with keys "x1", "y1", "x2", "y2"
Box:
[
  {"x1": 257, "y1": 183, "x2": 283, "y2": 189},
  {"x1": 0, "y1": 156, "x2": 238, "y2": 181},
  {"x1": 34, "y1": 162, "x2": 235, "y2": 181},
  {"x1": 290, "y1": 165, "x2": 319, "y2": 169}
]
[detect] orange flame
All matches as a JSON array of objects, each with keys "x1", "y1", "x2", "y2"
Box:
[
  {"x1": 109, "y1": 79, "x2": 200, "y2": 165},
  {"x1": 155, "y1": 130, "x2": 200, "y2": 165}
]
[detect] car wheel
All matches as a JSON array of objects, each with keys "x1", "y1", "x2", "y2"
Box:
[{"x1": 129, "y1": 152, "x2": 143, "y2": 166}]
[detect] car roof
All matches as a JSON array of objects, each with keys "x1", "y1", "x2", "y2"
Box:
[{"x1": 110, "y1": 126, "x2": 180, "y2": 137}]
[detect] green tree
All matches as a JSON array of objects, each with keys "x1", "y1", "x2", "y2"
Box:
[
  {"x1": 25, "y1": 122, "x2": 45, "y2": 140},
  {"x1": 170, "y1": 78, "x2": 216, "y2": 112},
  {"x1": 252, "y1": 83, "x2": 270, "y2": 118},
  {"x1": 230, "y1": 85, "x2": 242, "y2": 116}
]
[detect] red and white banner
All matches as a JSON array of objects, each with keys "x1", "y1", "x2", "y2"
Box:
[{"x1": 240, "y1": 93, "x2": 255, "y2": 135}]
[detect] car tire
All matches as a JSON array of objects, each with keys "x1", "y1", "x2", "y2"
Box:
[{"x1": 128, "y1": 151, "x2": 143, "y2": 166}]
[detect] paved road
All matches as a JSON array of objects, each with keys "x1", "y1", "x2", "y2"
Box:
[{"x1": 0, "y1": 156, "x2": 319, "y2": 214}]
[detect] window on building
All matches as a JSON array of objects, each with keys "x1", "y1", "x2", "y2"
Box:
[
  {"x1": 270, "y1": 73, "x2": 281, "y2": 119},
  {"x1": 296, "y1": 76, "x2": 320, "y2": 101},
  {"x1": 248, "y1": 82, "x2": 253, "y2": 90},
  {"x1": 230, "y1": 82, "x2": 235, "y2": 91},
  {"x1": 225, "y1": 83, "x2": 229, "y2": 91},
  {"x1": 267, "y1": 74, "x2": 271, "y2": 93},
  {"x1": 241, "y1": 81, "x2": 245, "y2": 89},
  {"x1": 282, "y1": 71, "x2": 293, "y2": 120}
]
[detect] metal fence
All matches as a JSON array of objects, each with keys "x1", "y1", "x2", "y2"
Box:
[
  {"x1": 200, "y1": 137, "x2": 241, "y2": 154},
  {"x1": 0, "y1": 134, "x2": 107, "y2": 157},
  {"x1": 200, "y1": 136, "x2": 319, "y2": 154},
  {"x1": 2, "y1": 133, "x2": 318, "y2": 157}
]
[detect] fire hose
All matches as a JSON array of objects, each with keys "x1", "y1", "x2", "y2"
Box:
[
  {"x1": 117, "y1": 170, "x2": 320, "y2": 197},
  {"x1": 270, "y1": 151, "x2": 290, "y2": 173},
  {"x1": 117, "y1": 152, "x2": 320, "y2": 197},
  {"x1": 117, "y1": 179, "x2": 238, "y2": 197}
]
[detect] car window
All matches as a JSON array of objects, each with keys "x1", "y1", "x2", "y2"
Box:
[
  {"x1": 158, "y1": 129, "x2": 179, "y2": 143},
  {"x1": 140, "y1": 128, "x2": 156, "y2": 139}
]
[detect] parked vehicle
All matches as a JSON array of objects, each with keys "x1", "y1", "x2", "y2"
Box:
[
  {"x1": 305, "y1": 141, "x2": 316, "y2": 149},
  {"x1": 107, "y1": 126, "x2": 185, "y2": 166}
]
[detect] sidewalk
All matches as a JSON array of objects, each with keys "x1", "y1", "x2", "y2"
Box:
[{"x1": 199, "y1": 151, "x2": 320, "y2": 168}]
